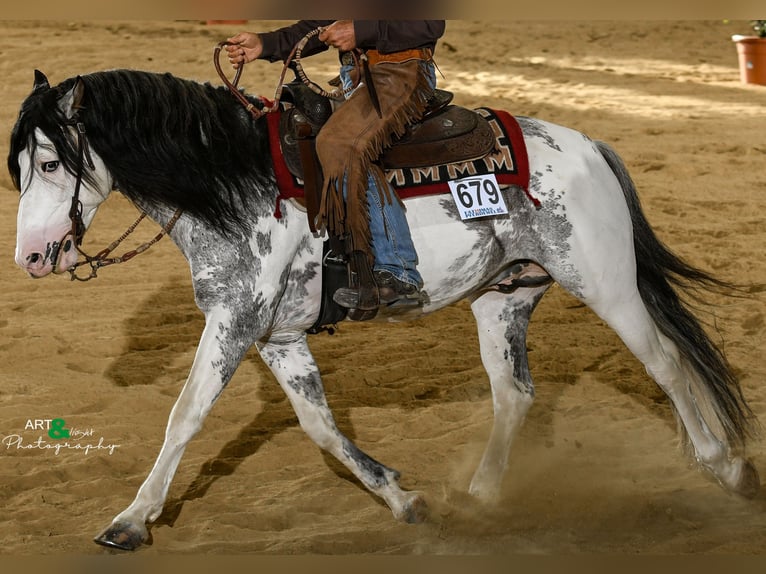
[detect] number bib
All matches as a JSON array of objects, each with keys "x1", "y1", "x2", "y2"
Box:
[{"x1": 448, "y1": 174, "x2": 509, "y2": 220}]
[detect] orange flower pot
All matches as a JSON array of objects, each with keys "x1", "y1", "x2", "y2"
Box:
[{"x1": 732, "y1": 35, "x2": 766, "y2": 85}]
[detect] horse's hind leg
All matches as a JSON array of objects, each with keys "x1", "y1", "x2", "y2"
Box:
[
  {"x1": 257, "y1": 334, "x2": 428, "y2": 523},
  {"x1": 584, "y1": 272, "x2": 760, "y2": 496},
  {"x1": 467, "y1": 282, "x2": 549, "y2": 501},
  {"x1": 566, "y1": 138, "x2": 759, "y2": 497},
  {"x1": 586, "y1": 288, "x2": 759, "y2": 497}
]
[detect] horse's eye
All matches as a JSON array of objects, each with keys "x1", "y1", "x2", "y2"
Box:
[{"x1": 42, "y1": 160, "x2": 59, "y2": 173}]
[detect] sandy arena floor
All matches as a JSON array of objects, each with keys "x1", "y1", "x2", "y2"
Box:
[{"x1": 0, "y1": 20, "x2": 765, "y2": 554}]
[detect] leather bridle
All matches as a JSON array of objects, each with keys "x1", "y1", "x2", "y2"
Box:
[
  {"x1": 60, "y1": 28, "x2": 357, "y2": 281},
  {"x1": 60, "y1": 116, "x2": 182, "y2": 282}
]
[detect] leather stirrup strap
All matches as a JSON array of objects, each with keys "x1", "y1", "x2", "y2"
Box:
[{"x1": 295, "y1": 120, "x2": 322, "y2": 233}]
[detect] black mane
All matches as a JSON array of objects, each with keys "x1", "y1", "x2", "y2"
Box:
[{"x1": 8, "y1": 69, "x2": 275, "y2": 236}]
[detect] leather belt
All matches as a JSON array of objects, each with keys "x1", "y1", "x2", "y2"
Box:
[{"x1": 340, "y1": 47, "x2": 433, "y2": 67}]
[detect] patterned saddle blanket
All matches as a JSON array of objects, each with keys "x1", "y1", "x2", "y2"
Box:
[{"x1": 266, "y1": 102, "x2": 537, "y2": 216}]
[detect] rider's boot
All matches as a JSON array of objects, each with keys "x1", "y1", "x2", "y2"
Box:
[{"x1": 333, "y1": 269, "x2": 425, "y2": 309}]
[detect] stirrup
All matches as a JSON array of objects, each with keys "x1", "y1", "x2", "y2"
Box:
[
  {"x1": 333, "y1": 270, "x2": 427, "y2": 309},
  {"x1": 342, "y1": 250, "x2": 379, "y2": 311},
  {"x1": 332, "y1": 286, "x2": 425, "y2": 309}
]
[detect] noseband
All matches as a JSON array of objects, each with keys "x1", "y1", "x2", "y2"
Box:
[{"x1": 62, "y1": 116, "x2": 182, "y2": 281}]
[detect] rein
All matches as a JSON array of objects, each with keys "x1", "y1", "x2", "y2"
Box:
[
  {"x1": 63, "y1": 29, "x2": 361, "y2": 281},
  {"x1": 61, "y1": 27, "x2": 345, "y2": 282},
  {"x1": 212, "y1": 27, "x2": 359, "y2": 120},
  {"x1": 63, "y1": 117, "x2": 182, "y2": 282}
]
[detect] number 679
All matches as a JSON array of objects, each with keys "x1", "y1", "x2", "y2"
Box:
[{"x1": 454, "y1": 179, "x2": 500, "y2": 208}]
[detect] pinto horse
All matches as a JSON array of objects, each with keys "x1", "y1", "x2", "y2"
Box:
[{"x1": 8, "y1": 69, "x2": 759, "y2": 550}]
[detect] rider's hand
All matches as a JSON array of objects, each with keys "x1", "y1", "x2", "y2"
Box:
[
  {"x1": 225, "y1": 32, "x2": 263, "y2": 69},
  {"x1": 318, "y1": 20, "x2": 356, "y2": 52}
]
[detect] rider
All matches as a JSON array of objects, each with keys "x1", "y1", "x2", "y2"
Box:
[{"x1": 226, "y1": 20, "x2": 445, "y2": 311}]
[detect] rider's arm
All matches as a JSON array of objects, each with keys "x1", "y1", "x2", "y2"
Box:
[
  {"x1": 353, "y1": 20, "x2": 446, "y2": 54},
  {"x1": 259, "y1": 20, "x2": 335, "y2": 62}
]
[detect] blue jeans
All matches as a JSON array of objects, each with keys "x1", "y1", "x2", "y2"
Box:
[{"x1": 339, "y1": 61, "x2": 437, "y2": 289}]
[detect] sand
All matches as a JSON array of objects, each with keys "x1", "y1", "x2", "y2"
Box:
[{"x1": 0, "y1": 20, "x2": 765, "y2": 555}]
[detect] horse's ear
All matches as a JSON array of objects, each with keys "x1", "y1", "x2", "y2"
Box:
[
  {"x1": 59, "y1": 76, "x2": 86, "y2": 120},
  {"x1": 33, "y1": 69, "x2": 50, "y2": 92}
]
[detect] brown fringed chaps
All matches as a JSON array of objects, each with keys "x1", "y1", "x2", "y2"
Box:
[{"x1": 314, "y1": 59, "x2": 434, "y2": 266}]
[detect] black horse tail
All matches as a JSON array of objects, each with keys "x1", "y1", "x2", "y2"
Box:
[{"x1": 595, "y1": 140, "x2": 757, "y2": 453}]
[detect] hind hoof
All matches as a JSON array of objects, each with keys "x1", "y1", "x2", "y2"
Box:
[
  {"x1": 397, "y1": 492, "x2": 429, "y2": 524},
  {"x1": 93, "y1": 520, "x2": 148, "y2": 551},
  {"x1": 734, "y1": 458, "x2": 761, "y2": 499}
]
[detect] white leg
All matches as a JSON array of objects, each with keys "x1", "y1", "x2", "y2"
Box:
[
  {"x1": 468, "y1": 285, "x2": 548, "y2": 501},
  {"x1": 94, "y1": 309, "x2": 253, "y2": 549},
  {"x1": 257, "y1": 334, "x2": 428, "y2": 523},
  {"x1": 586, "y1": 264, "x2": 760, "y2": 496},
  {"x1": 589, "y1": 291, "x2": 757, "y2": 493},
  {"x1": 547, "y1": 145, "x2": 758, "y2": 497}
]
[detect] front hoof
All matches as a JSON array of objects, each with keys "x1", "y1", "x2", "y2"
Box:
[
  {"x1": 93, "y1": 520, "x2": 149, "y2": 551},
  {"x1": 467, "y1": 476, "x2": 502, "y2": 504}
]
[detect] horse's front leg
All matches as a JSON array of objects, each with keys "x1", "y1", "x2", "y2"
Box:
[
  {"x1": 257, "y1": 333, "x2": 428, "y2": 523},
  {"x1": 94, "y1": 309, "x2": 252, "y2": 550}
]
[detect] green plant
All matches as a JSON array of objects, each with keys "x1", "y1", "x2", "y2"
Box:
[{"x1": 751, "y1": 20, "x2": 766, "y2": 38}]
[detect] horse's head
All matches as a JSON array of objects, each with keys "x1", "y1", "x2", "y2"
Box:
[{"x1": 9, "y1": 70, "x2": 112, "y2": 278}]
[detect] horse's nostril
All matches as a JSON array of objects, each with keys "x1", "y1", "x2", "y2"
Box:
[
  {"x1": 63, "y1": 239, "x2": 72, "y2": 252},
  {"x1": 28, "y1": 253, "x2": 42, "y2": 264}
]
